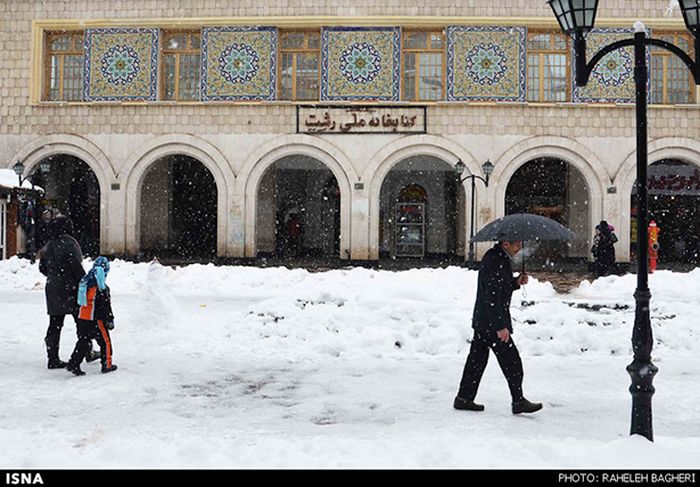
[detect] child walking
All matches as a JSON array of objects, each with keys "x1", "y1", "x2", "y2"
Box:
[{"x1": 66, "y1": 256, "x2": 118, "y2": 376}]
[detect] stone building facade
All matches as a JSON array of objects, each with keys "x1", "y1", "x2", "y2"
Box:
[{"x1": 1, "y1": 0, "x2": 699, "y2": 263}]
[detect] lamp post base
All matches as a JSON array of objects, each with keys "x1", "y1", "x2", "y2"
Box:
[{"x1": 626, "y1": 358, "x2": 658, "y2": 441}]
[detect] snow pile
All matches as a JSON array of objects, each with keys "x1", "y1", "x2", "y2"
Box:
[
  {"x1": 1, "y1": 257, "x2": 698, "y2": 360},
  {"x1": 0, "y1": 258, "x2": 699, "y2": 469},
  {"x1": 0, "y1": 168, "x2": 37, "y2": 189}
]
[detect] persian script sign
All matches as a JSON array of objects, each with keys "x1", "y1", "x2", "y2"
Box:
[
  {"x1": 635, "y1": 164, "x2": 700, "y2": 196},
  {"x1": 297, "y1": 105, "x2": 426, "y2": 134}
]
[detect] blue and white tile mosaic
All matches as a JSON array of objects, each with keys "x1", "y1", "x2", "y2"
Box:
[
  {"x1": 321, "y1": 27, "x2": 400, "y2": 101},
  {"x1": 447, "y1": 26, "x2": 526, "y2": 102},
  {"x1": 84, "y1": 28, "x2": 158, "y2": 101},
  {"x1": 201, "y1": 26, "x2": 277, "y2": 101},
  {"x1": 573, "y1": 28, "x2": 650, "y2": 104}
]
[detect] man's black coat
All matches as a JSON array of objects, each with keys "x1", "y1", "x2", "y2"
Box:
[
  {"x1": 39, "y1": 233, "x2": 85, "y2": 316},
  {"x1": 471, "y1": 244, "x2": 520, "y2": 334}
]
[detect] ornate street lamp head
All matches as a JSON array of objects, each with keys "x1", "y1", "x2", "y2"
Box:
[
  {"x1": 548, "y1": 0, "x2": 600, "y2": 38},
  {"x1": 39, "y1": 160, "x2": 51, "y2": 174},
  {"x1": 454, "y1": 159, "x2": 466, "y2": 176},
  {"x1": 481, "y1": 159, "x2": 494, "y2": 185},
  {"x1": 12, "y1": 161, "x2": 25, "y2": 177},
  {"x1": 679, "y1": 0, "x2": 700, "y2": 36}
]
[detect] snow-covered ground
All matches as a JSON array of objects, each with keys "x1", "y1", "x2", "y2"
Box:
[{"x1": 0, "y1": 257, "x2": 699, "y2": 469}]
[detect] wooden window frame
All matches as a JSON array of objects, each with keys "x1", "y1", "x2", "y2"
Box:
[
  {"x1": 401, "y1": 29, "x2": 446, "y2": 102},
  {"x1": 650, "y1": 31, "x2": 696, "y2": 105},
  {"x1": 43, "y1": 31, "x2": 84, "y2": 101},
  {"x1": 160, "y1": 30, "x2": 202, "y2": 101},
  {"x1": 526, "y1": 30, "x2": 571, "y2": 103},
  {"x1": 277, "y1": 29, "x2": 321, "y2": 101}
]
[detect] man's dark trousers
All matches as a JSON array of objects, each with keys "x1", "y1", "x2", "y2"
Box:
[{"x1": 457, "y1": 329, "x2": 524, "y2": 402}]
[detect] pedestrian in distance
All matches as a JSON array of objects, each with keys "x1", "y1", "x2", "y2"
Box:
[
  {"x1": 454, "y1": 240, "x2": 543, "y2": 415},
  {"x1": 590, "y1": 220, "x2": 617, "y2": 277},
  {"x1": 38, "y1": 216, "x2": 86, "y2": 369},
  {"x1": 66, "y1": 256, "x2": 118, "y2": 376}
]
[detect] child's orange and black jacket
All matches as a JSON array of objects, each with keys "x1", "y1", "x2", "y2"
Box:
[
  {"x1": 78, "y1": 285, "x2": 115, "y2": 366},
  {"x1": 78, "y1": 284, "x2": 114, "y2": 323}
]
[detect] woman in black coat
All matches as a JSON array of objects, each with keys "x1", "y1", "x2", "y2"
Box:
[
  {"x1": 38, "y1": 216, "x2": 86, "y2": 369},
  {"x1": 591, "y1": 220, "x2": 617, "y2": 277}
]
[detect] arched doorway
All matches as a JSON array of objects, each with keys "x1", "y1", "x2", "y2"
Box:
[
  {"x1": 505, "y1": 157, "x2": 590, "y2": 263},
  {"x1": 630, "y1": 159, "x2": 700, "y2": 265},
  {"x1": 256, "y1": 155, "x2": 341, "y2": 258},
  {"x1": 379, "y1": 156, "x2": 465, "y2": 260},
  {"x1": 28, "y1": 155, "x2": 101, "y2": 256},
  {"x1": 139, "y1": 154, "x2": 217, "y2": 258}
]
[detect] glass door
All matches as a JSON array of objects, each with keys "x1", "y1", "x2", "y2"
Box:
[{"x1": 395, "y1": 202, "x2": 425, "y2": 257}]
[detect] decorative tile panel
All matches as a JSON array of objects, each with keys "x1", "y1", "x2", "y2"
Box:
[
  {"x1": 84, "y1": 28, "x2": 158, "y2": 101},
  {"x1": 573, "y1": 28, "x2": 649, "y2": 104},
  {"x1": 202, "y1": 27, "x2": 277, "y2": 101},
  {"x1": 447, "y1": 26, "x2": 526, "y2": 102},
  {"x1": 321, "y1": 27, "x2": 400, "y2": 101}
]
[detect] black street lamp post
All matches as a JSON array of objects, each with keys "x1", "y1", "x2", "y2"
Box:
[
  {"x1": 548, "y1": 0, "x2": 700, "y2": 442},
  {"x1": 455, "y1": 159, "x2": 494, "y2": 266}
]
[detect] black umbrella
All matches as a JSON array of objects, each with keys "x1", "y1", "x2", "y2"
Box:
[{"x1": 470, "y1": 213, "x2": 575, "y2": 272}]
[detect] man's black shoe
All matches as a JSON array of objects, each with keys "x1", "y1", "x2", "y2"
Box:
[
  {"x1": 453, "y1": 397, "x2": 485, "y2": 411},
  {"x1": 66, "y1": 364, "x2": 85, "y2": 376},
  {"x1": 47, "y1": 360, "x2": 67, "y2": 369},
  {"x1": 512, "y1": 399, "x2": 543, "y2": 414}
]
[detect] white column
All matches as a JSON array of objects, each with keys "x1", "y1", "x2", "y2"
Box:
[{"x1": 351, "y1": 186, "x2": 370, "y2": 260}]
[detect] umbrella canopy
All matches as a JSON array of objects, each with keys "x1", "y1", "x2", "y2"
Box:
[{"x1": 470, "y1": 213, "x2": 574, "y2": 243}]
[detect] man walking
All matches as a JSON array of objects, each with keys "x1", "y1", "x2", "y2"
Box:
[{"x1": 454, "y1": 240, "x2": 542, "y2": 415}]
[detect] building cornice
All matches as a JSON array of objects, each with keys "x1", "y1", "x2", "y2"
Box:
[{"x1": 33, "y1": 16, "x2": 688, "y2": 30}]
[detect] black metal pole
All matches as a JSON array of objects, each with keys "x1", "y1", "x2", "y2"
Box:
[
  {"x1": 468, "y1": 176, "x2": 476, "y2": 264},
  {"x1": 574, "y1": 33, "x2": 589, "y2": 86},
  {"x1": 695, "y1": 34, "x2": 700, "y2": 85},
  {"x1": 626, "y1": 30, "x2": 658, "y2": 442}
]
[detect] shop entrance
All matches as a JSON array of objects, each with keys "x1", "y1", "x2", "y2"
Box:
[
  {"x1": 505, "y1": 157, "x2": 590, "y2": 264},
  {"x1": 379, "y1": 156, "x2": 465, "y2": 260},
  {"x1": 27, "y1": 155, "x2": 101, "y2": 256},
  {"x1": 630, "y1": 159, "x2": 700, "y2": 265},
  {"x1": 139, "y1": 154, "x2": 217, "y2": 258},
  {"x1": 256, "y1": 155, "x2": 341, "y2": 258}
]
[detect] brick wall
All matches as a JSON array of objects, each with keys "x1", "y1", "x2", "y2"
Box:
[
  {"x1": 1, "y1": 0, "x2": 696, "y2": 143},
  {"x1": 0, "y1": 0, "x2": 683, "y2": 21}
]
